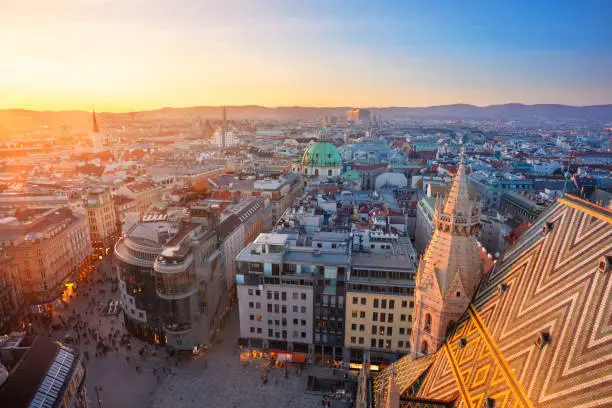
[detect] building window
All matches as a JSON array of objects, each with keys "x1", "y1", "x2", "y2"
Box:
[
  {"x1": 359, "y1": 324, "x2": 365, "y2": 332},
  {"x1": 381, "y1": 299, "x2": 387, "y2": 309},
  {"x1": 352, "y1": 323, "x2": 357, "y2": 331},
  {"x1": 380, "y1": 313, "x2": 386, "y2": 323},
  {"x1": 274, "y1": 292, "x2": 279, "y2": 300},
  {"x1": 408, "y1": 315, "x2": 412, "y2": 322},
  {"x1": 400, "y1": 314, "x2": 406, "y2": 322},
  {"x1": 268, "y1": 329, "x2": 273, "y2": 337},
  {"x1": 407, "y1": 328, "x2": 412, "y2": 336},
  {"x1": 398, "y1": 341, "x2": 404, "y2": 348},
  {"x1": 351, "y1": 336, "x2": 356, "y2": 344},
  {"x1": 352, "y1": 297, "x2": 358, "y2": 304},
  {"x1": 250, "y1": 327, "x2": 255, "y2": 333},
  {"x1": 388, "y1": 314, "x2": 394, "y2": 323},
  {"x1": 371, "y1": 338, "x2": 376, "y2": 347},
  {"x1": 372, "y1": 312, "x2": 378, "y2": 322},
  {"x1": 301, "y1": 320, "x2": 306, "y2": 326},
  {"x1": 456, "y1": 291, "x2": 461, "y2": 297},
  {"x1": 328, "y1": 169, "x2": 332, "y2": 176},
  {"x1": 301, "y1": 293, "x2": 306, "y2": 300},
  {"x1": 373, "y1": 299, "x2": 379, "y2": 308},
  {"x1": 358, "y1": 337, "x2": 364, "y2": 345},
  {"x1": 293, "y1": 318, "x2": 298, "y2": 325},
  {"x1": 257, "y1": 328, "x2": 262, "y2": 334},
  {"x1": 282, "y1": 292, "x2": 287, "y2": 301},
  {"x1": 256, "y1": 302, "x2": 261, "y2": 309},
  {"x1": 425, "y1": 314, "x2": 432, "y2": 333},
  {"x1": 360, "y1": 311, "x2": 366, "y2": 318},
  {"x1": 352, "y1": 311, "x2": 358, "y2": 318},
  {"x1": 282, "y1": 330, "x2": 287, "y2": 339},
  {"x1": 378, "y1": 339, "x2": 384, "y2": 348},
  {"x1": 256, "y1": 290, "x2": 261, "y2": 296},
  {"x1": 250, "y1": 315, "x2": 255, "y2": 321},
  {"x1": 301, "y1": 306, "x2": 306, "y2": 313},
  {"x1": 282, "y1": 318, "x2": 287, "y2": 326},
  {"x1": 282, "y1": 305, "x2": 287, "y2": 314},
  {"x1": 267, "y1": 292, "x2": 272, "y2": 300},
  {"x1": 372, "y1": 325, "x2": 377, "y2": 335},
  {"x1": 274, "y1": 305, "x2": 280, "y2": 313},
  {"x1": 410, "y1": 301, "x2": 414, "y2": 308},
  {"x1": 248, "y1": 289, "x2": 254, "y2": 295},
  {"x1": 301, "y1": 332, "x2": 306, "y2": 338},
  {"x1": 387, "y1": 327, "x2": 393, "y2": 336},
  {"x1": 293, "y1": 305, "x2": 298, "y2": 313},
  {"x1": 275, "y1": 320, "x2": 280, "y2": 326},
  {"x1": 361, "y1": 298, "x2": 366, "y2": 305},
  {"x1": 389, "y1": 300, "x2": 395, "y2": 309},
  {"x1": 399, "y1": 328, "x2": 405, "y2": 335},
  {"x1": 401, "y1": 300, "x2": 407, "y2": 308},
  {"x1": 293, "y1": 292, "x2": 298, "y2": 300},
  {"x1": 249, "y1": 302, "x2": 254, "y2": 308}
]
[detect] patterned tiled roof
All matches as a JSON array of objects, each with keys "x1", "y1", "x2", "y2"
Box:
[{"x1": 376, "y1": 194, "x2": 612, "y2": 407}]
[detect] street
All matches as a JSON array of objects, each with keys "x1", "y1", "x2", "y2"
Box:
[{"x1": 31, "y1": 256, "x2": 352, "y2": 408}]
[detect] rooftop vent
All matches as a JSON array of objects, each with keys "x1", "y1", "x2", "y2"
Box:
[
  {"x1": 535, "y1": 331, "x2": 552, "y2": 349},
  {"x1": 598, "y1": 256, "x2": 610, "y2": 274},
  {"x1": 542, "y1": 222, "x2": 554, "y2": 235}
]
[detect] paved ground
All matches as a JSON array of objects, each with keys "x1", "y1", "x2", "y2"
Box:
[
  {"x1": 151, "y1": 308, "x2": 351, "y2": 408},
  {"x1": 37, "y1": 256, "x2": 351, "y2": 408}
]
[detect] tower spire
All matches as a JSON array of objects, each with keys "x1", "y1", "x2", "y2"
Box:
[{"x1": 92, "y1": 110, "x2": 100, "y2": 133}]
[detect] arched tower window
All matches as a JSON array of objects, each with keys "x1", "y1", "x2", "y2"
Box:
[
  {"x1": 424, "y1": 314, "x2": 432, "y2": 333},
  {"x1": 421, "y1": 340, "x2": 429, "y2": 355}
]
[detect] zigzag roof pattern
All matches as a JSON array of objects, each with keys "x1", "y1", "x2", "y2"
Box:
[{"x1": 376, "y1": 194, "x2": 612, "y2": 407}]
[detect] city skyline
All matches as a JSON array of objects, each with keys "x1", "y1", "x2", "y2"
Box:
[{"x1": 1, "y1": 0, "x2": 611, "y2": 112}]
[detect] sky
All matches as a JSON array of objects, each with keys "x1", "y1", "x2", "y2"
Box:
[{"x1": 0, "y1": 0, "x2": 610, "y2": 112}]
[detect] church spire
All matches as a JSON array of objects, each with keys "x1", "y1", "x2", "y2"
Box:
[
  {"x1": 92, "y1": 110, "x2": 100, "y2": 133},
  {"x1": 411, "y1": 148, "x2": 482, "y2": 358},
  {"x1": 442, "y1": 159, "x2": 474, "y2": 217}
]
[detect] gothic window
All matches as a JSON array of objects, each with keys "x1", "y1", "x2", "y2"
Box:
[
  {"x1": 424, "y1": 313, "x2": 432, "y2": 333},
  {"x1": 421, "y1": 340, "x2": 428, "y2": 355}
]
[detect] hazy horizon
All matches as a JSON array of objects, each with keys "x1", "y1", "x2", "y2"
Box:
[{"x1": 1, "y1": 0, "x2": 611, "y2": 112}]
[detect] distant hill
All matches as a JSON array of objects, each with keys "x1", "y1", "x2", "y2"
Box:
[{"x1": 1, "y1": 104, "x2": 612, "y2": 134}]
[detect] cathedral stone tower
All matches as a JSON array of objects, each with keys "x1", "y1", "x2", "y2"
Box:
[{"x1": 411, "y1": 159, "x2": 482, "y2": 357}]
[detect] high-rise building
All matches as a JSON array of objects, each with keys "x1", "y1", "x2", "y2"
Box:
[
  {"x1": 347, "y1": 108, "x2": 371, "y2": 121},
  {"x1": 411, "y1": 160, "x2": 483, "y2": 357},
  {"x1": 86, "y1": 189, "x2": 119, "y2": 251}
]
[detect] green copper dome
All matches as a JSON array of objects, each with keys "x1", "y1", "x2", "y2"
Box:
[{"x1": 302, "y1": 142, "x2": 341, "y2": 168}]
